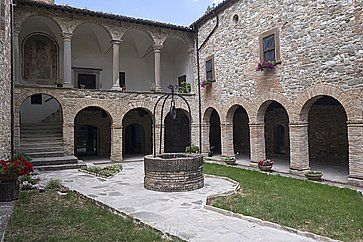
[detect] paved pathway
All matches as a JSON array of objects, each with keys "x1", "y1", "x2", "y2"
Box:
[
  {"x1": 42, "y1": 162, "x2": 316, "y2": 242},
  {"x1": 0, "y1": 202, "x2": 14, "y2": 242}
]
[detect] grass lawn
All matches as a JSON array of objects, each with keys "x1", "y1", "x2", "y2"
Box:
[
  {"x1": 204, "y1": 163, "x2": 363, "y2": 241},
  {"x1": 5, "y1": 190, "x2": 176, "y2": 242}
]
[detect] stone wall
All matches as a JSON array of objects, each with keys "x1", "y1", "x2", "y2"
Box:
[
  {"x1": 0, "y1": 0, "x2": 12, "y2": 159},
  {"x1": 198, "y1": 0, "x2": 363, "y2": 104},
  {"x1": 14, "y1": 87, "x2": 199, "y2": 161}
]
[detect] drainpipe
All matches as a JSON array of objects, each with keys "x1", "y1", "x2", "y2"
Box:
[
  {"x1": 193, "y1": 12, "x2": 219, "y2": 154},
  {"x1": 10, "y1": 0, "x2": 16, "y2": 157}
]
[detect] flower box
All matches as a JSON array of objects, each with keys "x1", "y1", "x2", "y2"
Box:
[
  {"x1": 305, "y1": 171, "x2": 323, "y2": 181},
  {"x1": 256, "y1": 61, "x2": 277, "y2": 72}
]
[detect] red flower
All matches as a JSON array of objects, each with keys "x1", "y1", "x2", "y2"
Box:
[{"x1": 0, "y1": 153, "x2": 34, "y2": 178}]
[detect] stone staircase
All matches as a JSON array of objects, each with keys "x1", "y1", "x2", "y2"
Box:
[{"x1": 18, "y1": 122, "x2": 85, "y2": 171}]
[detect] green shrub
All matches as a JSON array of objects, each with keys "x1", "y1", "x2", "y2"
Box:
[
  {"x1": 46, "y1": 179, "x2": 62, "y2": 190},
  {"x1": 185, "y1": 144, "x2": 200, "y2": 154},
  {"x1": 82, "y1": 164, "x2": 123, "y2": 178}
]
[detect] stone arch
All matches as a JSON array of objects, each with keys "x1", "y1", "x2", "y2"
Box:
[
  {"x1": 22, "y1": 33, "x2": 59, "y2": 84},
  {"x1": 121, "y1": 102, "x2": 155, "y2": 122},
  {"x1": 122, "y1": 107, "x2": 153, "y2": 157},
  {"x1": 72, "y1": 22, "x2": 113, "y2": 40},
  {"x1": 255, "y1": 93, "x2": 292, "y2": 124},
  {"x1": 164, "y1": 108, "x2": 191, "y2": 153},
  {"x1": 296, "y1": 84, "x2": 358, "y2": 123},
  {"x1": 162, "y1": 34, "x2": 190, "y2": 49},
  {"x1": 74, "y1": 106, "x2": 113, "y2": 158},
  {"x1": 226, "y1": 104, "x2": 251, "y2": 158},
  {"x1": 70, "y1": 104, "x2": 115, "y2": 126},
  {"x1": 225, "y1": 103, "x2": 252, "y2": 124},
  {"x1": 16, "y1": 13, "x2": 65, "y2": 33},
  {"x1": 203, "y1": 106, "x2": 222, "y2": 123},
  {"x1": 121, "y1": 28, "x2": 155, "y2": 44}
]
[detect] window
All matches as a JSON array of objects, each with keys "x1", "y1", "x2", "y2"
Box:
[
  {"x1": 232, "y1": 14, "x2": 239, "y2": 24},
  {"x1": 205, "y1": 55, "x2": 215, "y2": 81},
  {"x1": 263, "y1": 34, "x2": 275, "y2": 62},
  {"x1": 259, "y1": 28, "x2": 281, "y2": 63},
  {"x1": 30, "y1": 94, "x2": 43, "y2": 105},
  {"x1": 119, "y1": 72, "x2": 126, "y2": 88}
]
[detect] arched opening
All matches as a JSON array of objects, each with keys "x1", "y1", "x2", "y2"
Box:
[
  {"x1": 74, "y1": 107, "x2": 112, "y2": 160},
  {"x1": 232, "y1": 106, "x2": 250, "y2": 159},
  {"x1": 19, "y1": 16, "x2": 62, "y2": 85},
  {"x1": 232, "y1": 14, "x2": 239, "y2": 24},
  {"x1": 161, "y1": 37, "x2": 190, "y2": 91},
  {"x1": 164, "y1": 109, "x2": 190, "y2": 153},
  {"x1": 261, "y1": 101, "x2": 290, "y2": 169},
  {"x1": 19, "y1": 94, "x2": 63, "y2": 159},
  {"x1": 122, "y1": 108, "x2": 153, "y2": 159},
  {"x1": 72, "y1": 23, "x2": 113, "y2": 90},
  {"x1": 307, "y1": 96, "x2": 349, "y2": 178},
  {"x1": 120, "y1": 29, "x2": 154, "y2": 91},
  {"x1": 210, "y1": 109, "x2": 221, "y2": 155}
]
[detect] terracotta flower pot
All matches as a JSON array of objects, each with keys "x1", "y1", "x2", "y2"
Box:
[{"x1": 258, "y1": 165, "x2": 273, "y2": 172}]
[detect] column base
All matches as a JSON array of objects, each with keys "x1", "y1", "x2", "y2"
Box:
[
  {"x1": 348, "y1": 176, "x2": 363, "y2": 187},
  {"x1": 155, "y1": 87, "x2": 163, "y2": 92},
  {"x1": 289, "y1": 167, "x2": 310, "y2": 176},
  {"x1": 63, "y1": 83, "x2": 73, "y2": 88},
  {"x1": 112, "y1": 85, "x2": 122, "y2": 91},
  {"x1": 250, "y1": 160, "x2": 258, "y2": 167}
]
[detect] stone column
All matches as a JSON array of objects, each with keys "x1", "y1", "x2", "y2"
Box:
[
  {"x1": 13, "y1": 30, "x2": 20, "y2": 84},
  {"x1": 347, "y1": 122, "x2": 363, "y2": 187},
  {"x1": 289, "y1": 123, "x2": 310, "y2": 174},
  {"x1": 249, "y1": 123, "x2": 265, "y2": 165},
  {"x1": 112, "y1": 40, "x2": 122, "y2": 90},
  {"x1": 154, "y1": 44, "x2": 163, "y2": 92},
  {"x1": 154, "y1": 124, "x2": 162, "y2": 155},
  {"x1": 63, "y1": 123, "x2": 74, "y2": 156},
  {"x1": 221, "y1": 123, "x2": 235, "y2": 158},
  {"x1": 190, "y1": 123, "x2": 199, "y2": 148},
  {"x1": 188, "y1": 48, "x2": 195, "y2": 92},
  {"x1": 62, "y1": 32, "x2": 73, "y2": 88},
  {"x1": 111, "y1": 125, "x2": 123, "y2": 162},
  {"x1": 201, "y1": 123, "x2": 210, "y2": 154}
]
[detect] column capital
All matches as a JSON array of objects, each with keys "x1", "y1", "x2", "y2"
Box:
[
  {"x1": 62, "y1": 32, "x2": 73, "y2": 41},
  {"x1": 153, "y1": 44, "x2": 163, "y2": 51},
  {"x1": 111, "y1": 39, "x2": 123, "y2": 45},
  {"x1": 289, "y1": 122, "x2": 309, "y2": 127},
  {"x1": 249, "y1": 123, "x2": 264, "y2": 128}
]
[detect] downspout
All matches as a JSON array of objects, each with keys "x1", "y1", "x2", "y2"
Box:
[
  {"x1": 10, "y1": 0, "x2": 15, "y2": 157},
  {"x1": 194, "y1": 12, "x2": 219, "y2": 154}
]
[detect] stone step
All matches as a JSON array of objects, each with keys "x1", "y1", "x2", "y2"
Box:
[
  {"x1": 35, "y1": 161, "x2": 86, "y2": 171},
  {"x1": 22, "y1": 124, "x2": 61, "y2": 129},
  {"x1": 28, "y1": 151, "x2": 65, "y2": 158},
  {"x1": 31, "y1": 156, "x2": 79, "y2": 166},
  {"x1": 18, "y1": 146, "x2": 64, "y2": 153},
  {"x1": 21, "y1": 133, "x2": 62, "y2": 138},
  {"x1": 20, "y1": 141, "x2": 64, "y2": 148},
  {"x1": 21, "y1": 137, "x2": 63, "y2": 142},
  {"x1": 21, "y1": 129, "x2": 62, "y2": 134}
]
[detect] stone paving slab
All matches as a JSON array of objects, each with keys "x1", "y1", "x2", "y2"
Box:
[
  {"x1": 41, "y1": 162, "x2": 317, "y2": 242},
  {"x1": 0, "y1": 202, "x2": 14, "y2": 242}
]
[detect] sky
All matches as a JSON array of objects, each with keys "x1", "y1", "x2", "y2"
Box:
[{"x1": 55, "y1": 0, "x2": 224, "y2": 26}]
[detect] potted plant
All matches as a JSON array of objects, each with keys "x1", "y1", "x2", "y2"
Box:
[
  {"x1": 256, "y1": 61, "x2": 277, "y2": 72},
  {"x1": 0, "y1": 153, "x2": 34, "y2": 202},
  {"x1": 258, "y1": 159, "x2": 274, "y2": 171},
  {"x1": 201, "y1": 79, "x2": 214, "y2": 88},
  {"x1": 178, "y1": 81, "x2": 191, "y2": 94},
  {"x1": 223, "y1": 156, "x2": 236, "y2": 166},
  {"x1": 305, "y1": 171, "x2": 323, "y2": 181},
  {"x1": 185, "y1": 144, "x2": 200, "y2": 154}
]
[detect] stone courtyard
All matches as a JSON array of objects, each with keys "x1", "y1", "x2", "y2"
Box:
[{"x1": 40, "y1": 162, "x2": 318, "y2": 242}]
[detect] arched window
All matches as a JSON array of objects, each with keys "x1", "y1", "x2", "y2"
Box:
[
  {"x1": 233, "y1": 14, "x2": 239, "y2": 24},
  {"x1": 23, "y1": 33, "x2": 58, "y2": 83}
]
